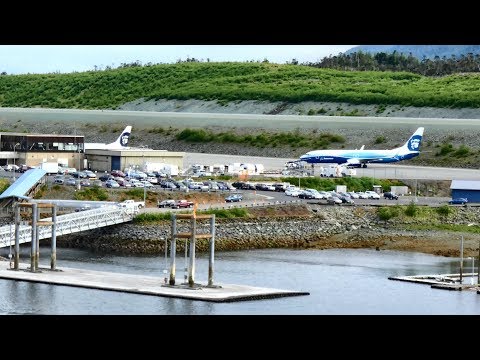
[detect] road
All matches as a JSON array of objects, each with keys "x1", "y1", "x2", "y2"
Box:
[
  {"x1": 1, "y1": 107, "x2": 480, "y2": 131},
  {"x1": 142, "y1": 188, "x2": 454, "y2": 213}
]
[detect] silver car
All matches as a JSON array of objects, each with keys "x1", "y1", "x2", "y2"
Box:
[{"x1": 326, "y1": 196, "x2": 343, "y2": 205}]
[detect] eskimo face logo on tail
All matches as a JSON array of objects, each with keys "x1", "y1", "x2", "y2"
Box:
[
  {"x1": 120, "y1": 132, "x2": 130, "y2": 147},
  {"x1": 408, "y1": 135, "x2": 422, "y2": 151}
]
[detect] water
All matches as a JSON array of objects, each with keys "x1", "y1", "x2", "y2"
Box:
[{"x1": 0, "y1": 246, "x2": 478, "y2": 315}]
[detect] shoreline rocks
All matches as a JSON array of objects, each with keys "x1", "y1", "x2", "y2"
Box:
[{"x1": 51, "y1": 205, "x2": 480, "y2": 257}]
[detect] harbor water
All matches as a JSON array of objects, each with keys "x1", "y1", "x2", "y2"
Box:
[{"x1": 0, "y1": 246, "x2": 478, "y2": 315}]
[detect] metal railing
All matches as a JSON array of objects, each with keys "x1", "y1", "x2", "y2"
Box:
[{"x1": 0, "y1": 205, "x2": 137, "y2": 248}]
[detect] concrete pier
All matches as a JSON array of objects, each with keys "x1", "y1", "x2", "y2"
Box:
[{"x1": 0, "y1": 261, "x2": 309, "y2": 302}]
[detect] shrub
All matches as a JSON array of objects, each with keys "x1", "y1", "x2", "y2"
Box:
[
  {"x1": 376, "y1": 104, "x2": 386, "y2": 113},
  {"x1": 74, "y1": 187, "x2": 109, "y2": 201},
  {"x1": 200, "y1": 208, "x2": 249, "y2": 218},
  {"x1": 405, "y1": 201, "x2": 419, "y2": 217},
  {"x1": 436, "y1": 205, "x2": 453, "y2": 217},
  {"x1": 453, "y1": 145, "x2": 470, "y2": 157},
  {"x1": 436, "y1": 143, "x2": 454, "y2": 156},
  {"x1": 378, "y1": 206, "x2": 400, "y2": 224},
  {"x1": 133, "y1": 212, "x2": 172, "y2": 223}
]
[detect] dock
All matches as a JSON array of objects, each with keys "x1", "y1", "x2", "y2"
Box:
[
  {"x1": 0, "y1": 261, "x2": 309, "y2": 302},
  {"x1": 389, "y1": 274, "x2": 480, "y2": 292}
]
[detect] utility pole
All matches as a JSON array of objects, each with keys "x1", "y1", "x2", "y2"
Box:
[{"x1": 13, "y1": 142, "x2": 20, "y2": 182}]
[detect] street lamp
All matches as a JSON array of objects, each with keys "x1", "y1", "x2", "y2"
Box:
[{"x1": 13, "y1": 142, "x2": 20, "y2": 182}]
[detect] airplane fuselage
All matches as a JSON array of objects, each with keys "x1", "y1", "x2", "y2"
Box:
[
  {"x1": 298, "y1": 127, "x2": 424, "y2": 167},
  {"x1": 300, "y1": 149, "x2": 419, "y2": 165}
]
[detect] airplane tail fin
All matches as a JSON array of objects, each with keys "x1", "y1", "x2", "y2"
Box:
[
  {"x1": 398, "y1": 127, "x2": 424, "y2": 153},
  {"x1": 106, "y1": 126, "x2": 132, "y2": 149}
]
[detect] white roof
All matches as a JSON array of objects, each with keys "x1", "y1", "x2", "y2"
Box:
[{"x1": 450, "y1": 180, "x2": 480, "y2": 190}]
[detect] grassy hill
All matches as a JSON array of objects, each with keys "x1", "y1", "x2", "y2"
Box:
[{"x1": 0, "y1": 62, "x2": 479, "y2": 109}]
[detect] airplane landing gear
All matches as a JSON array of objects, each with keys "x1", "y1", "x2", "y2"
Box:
[{"x1": 362, "y1": 164, "x2": 368, "y2": 168}]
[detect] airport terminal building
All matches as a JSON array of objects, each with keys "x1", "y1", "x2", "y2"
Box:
[
  {"x1": 0, "y1": 132, "x2": 85, "y2": 169},
  {"x1": 0, "y1": 132, "x2": 185, "y2": 172}
]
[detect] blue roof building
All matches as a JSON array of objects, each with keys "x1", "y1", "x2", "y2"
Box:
[{"x1": 450, "y1": 180, "x2": 480, "y2": 203}]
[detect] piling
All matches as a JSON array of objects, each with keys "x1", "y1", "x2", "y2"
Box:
[
  {"x1": 208, "y1": 215, "x2": 215, "y2": 287},
  {"x1": 188, "y1": 215, "x2": 197, "y2": 287},
  {"x1": 31, "y1": 203, "x2": 38, "y2": 272},
  {"x1": 166, "y1": 213, "x2": 216, "y2": 288},
  {"x1": 14, "y1": 203, "x2": 20, "y2": 270},
  {"x1": 51, "y1": 205, "x2": 57, "y2": 270},
  {"x1": 35, "y1": 203, "x2": 39, "y2": 270},
  {"x1": 169, "y1": 214, "x2": 177, "y2": 285},
  {"x1": 13, "y1": 202, "x2": 57, "y2": 272},
  {"x1": 460, "y1": 235, "x2": 464, "y2": 284}
]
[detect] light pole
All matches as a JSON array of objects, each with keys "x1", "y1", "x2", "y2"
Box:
[
  {"x1": 13, "y1": 142, "x2": 20, "y2": 182},
  {"x1": 143, "y1": 152, "x2": 146, "y2": 205}
]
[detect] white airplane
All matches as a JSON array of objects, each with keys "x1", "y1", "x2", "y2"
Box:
[
  {"x1": 299, "y1": 127, "x2": 424, "y2": 168},
  {"x1": 84, "y1": 126, "x2": 132, "y2": 150}
]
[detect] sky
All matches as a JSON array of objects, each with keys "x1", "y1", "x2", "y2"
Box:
[{"x1": 0, "y1": 45, "x2": 356, "y2": 75}]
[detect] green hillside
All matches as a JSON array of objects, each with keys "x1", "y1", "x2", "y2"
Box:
[{"x1": 0, "y1": 62, "x2": 479, "y2": 109}]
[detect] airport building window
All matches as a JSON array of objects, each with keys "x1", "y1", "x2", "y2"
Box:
[{"x1": 0, "y1": 134, "x2": 84, "y2": 153}]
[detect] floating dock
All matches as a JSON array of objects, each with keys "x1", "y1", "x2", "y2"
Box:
[
  {"x1": 389, "y1": 274, "x2": 479, "y2": 292},
  {"x1": 0, "y1": 261, "x2": 309, "y2": 302}
]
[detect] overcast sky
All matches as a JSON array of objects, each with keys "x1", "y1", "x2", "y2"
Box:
[{"x1": 0, "y1": 45, "x2": 356, "y2": 75}]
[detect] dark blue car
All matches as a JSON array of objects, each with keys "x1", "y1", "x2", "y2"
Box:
[
  {"x1": 225, "y1": 194, "x2": 243, "y2": 202},
  {"x1": 448, "y1": 198, "x2": 468, "y2": 205}
]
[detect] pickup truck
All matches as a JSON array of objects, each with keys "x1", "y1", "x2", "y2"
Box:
[
  {"x1": 171, "y1": 200, "x2": 194, "y2": 209},
  {"x1": 119, "y1": 199, "x2": 145, "y2": 209}
]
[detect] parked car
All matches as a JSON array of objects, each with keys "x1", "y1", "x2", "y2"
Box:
[
  {"x1": 448, "y1": 198, "x2": 468, "y2": 205},
  {"x1": 105, "y1": 179, "x2": 120, "y2": 188},
  {"x1": 80, "y1": 179, "x2": 91, "y2": 187},
  {"x1": 225, "y1": 194, "x2": 243, "y2": 202},
  {"x1": 172, "y1": 200, "x2": 194, "y2": 209},
  {"x1": 157, "y1": 199, "x2": 176, "y2": 208},
  {"x1": 84, "y1": 170, "x2": 97, "y2": 179},
  {"x1": 111, "y1": 170, "x2": 126, "y2": 177},
  {"x1": 75, "y1": 204, "x2": 91, "y2": 212},
  {"x1": 364, "y1": 191, "x2": 381, "y2": 200},
  {"x1": 338, "y1": 195, "x2": 355, "y2": 204},
  {"x1": 327, "y1": 196, "x2": 343, "y2": 205},
  {"x1": 99, "y1": 174, "x2": 114, "y2": 182},
  {"x1": 298, "y1": 191, "x2": 314, "y2": 199},
  {"x1": 384, "y1": 192, "x2": 399, "y2": 200},
  {"x1": 65, "y1": 178, "x2": 77, "y2": 186}
]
